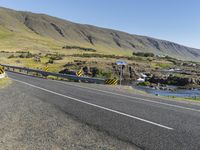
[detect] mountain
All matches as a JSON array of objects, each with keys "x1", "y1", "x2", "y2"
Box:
[{"x1": 0, "y1": 6, "x2": 200, "y2": 61}]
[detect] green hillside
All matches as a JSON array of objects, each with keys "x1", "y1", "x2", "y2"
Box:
[{"x1": 0, "y1": 6, "x2": 200, "y2": 61}]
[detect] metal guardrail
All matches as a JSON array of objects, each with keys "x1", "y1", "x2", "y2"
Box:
[{"x1": 1, "y1": 64, "x2": 105, "y2": 84}]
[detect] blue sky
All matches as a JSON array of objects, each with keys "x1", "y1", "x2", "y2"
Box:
[{"x1": 0, "y1": 0, "x2": 200, "y2": 49}]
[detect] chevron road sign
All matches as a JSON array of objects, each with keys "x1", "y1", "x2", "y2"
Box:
[
  {"x1": 104, "y1": 78, "x2": 118, "y2": 85},
  {"x1": 0, "y1": 67, "x2": 5, "y2": 79},
  {"x1": 0, "y1": 68, "x2": 4, "y2": 74},
  {"x1": 43, "y1": 66, "x2": 49, "y2": 72},
  {"x1": 76, "y1": 69, "x2": 84, "y2": 77}
]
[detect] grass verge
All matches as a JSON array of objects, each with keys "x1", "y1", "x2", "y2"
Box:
[
  {"x1": 165, "y1": 96, "x2": 200, "y2": 102},
  {"x1": 0, "y1": 77, "x2": 12, "y2": 89}
]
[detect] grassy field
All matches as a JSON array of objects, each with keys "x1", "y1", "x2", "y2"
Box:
[{"x1": 0, "y1": 50, "x2": 158, "y2": 80}]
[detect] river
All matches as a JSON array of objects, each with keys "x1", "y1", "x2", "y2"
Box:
[{"x1": 135, "y1": 86, "x2": 200, "y2": 98}]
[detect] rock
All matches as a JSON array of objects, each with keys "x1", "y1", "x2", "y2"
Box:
[
  {"x1": 83, "y1": 66, "x2": 89, "y2": 74},
  {"x1": 59, "y1": 69, "x2": 76, "y2": 75},
  {"x1": 147, "y1": 74, "x2": 200, "y2": 86}
]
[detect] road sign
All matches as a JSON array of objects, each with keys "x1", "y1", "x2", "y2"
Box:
[
  {"x1": 0, "y1": 68, "x2": 4, "y2": 74},
  {"x1": 104, "y1": 78, "x2": 118, "y2": 85},
  {"x1": 76, "y1": 69, "x2": 84, "y2": 77},
  {"x1": 43, "y1": 66, "x2": 49, "y2": 72},
  {"x1": 116, "y1": 60, "x2": 127, "y2": 66},
  {"x1": 0, "y1": 68, "x2": 5, "y2": 79},
  {"x1": 116, "y1": 60, "x2": 128, "y2": 86}
]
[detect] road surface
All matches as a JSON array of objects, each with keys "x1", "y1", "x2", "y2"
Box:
[{"x1": 7, "y1": 71, "x2": 200, "y2": 150}]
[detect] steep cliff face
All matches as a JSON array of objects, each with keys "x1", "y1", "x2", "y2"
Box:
[{"x1": 0, "y1": 7, "x2": 199, "y2": 61}]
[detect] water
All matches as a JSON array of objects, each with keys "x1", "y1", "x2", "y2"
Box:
[{"x1": 135, "y1": 86, "x2": 200, "y2": 98}]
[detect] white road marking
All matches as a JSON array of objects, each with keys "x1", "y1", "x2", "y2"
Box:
[
  {"x1": 54, "y1": 80, "x2": 200, "y2": 113},
  {"x1": 12, "y1": 78, "x2": 173, "y2": 130}
]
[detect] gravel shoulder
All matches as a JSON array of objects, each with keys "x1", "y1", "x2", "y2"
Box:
[{"x1": 0, "y1": 82, "x2": 140, "y2": 150}]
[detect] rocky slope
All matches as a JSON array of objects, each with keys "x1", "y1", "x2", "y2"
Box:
[{"x1": 0, "y1": 7, "x2": 200, "y2": 61}]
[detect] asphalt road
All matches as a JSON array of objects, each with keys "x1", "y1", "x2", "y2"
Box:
[{"x1": 7, "y1": 72, "x2": 200, "y2": 150}]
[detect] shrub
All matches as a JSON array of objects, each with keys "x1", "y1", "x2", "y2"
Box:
[
  {"x1": 8, "y1": 54, "x2": 15, "y2": 59},
  {"x1": 137, "y1": 81, "x2": 151, "y2": 86},
  {"x1": 48, "y1": 58, "x2": 54, "y2": 64},
  {"x1": 45, "y1": 53, "x2": 64, "y2": 61},
  {"x1": 96, "y1": 70, "x2": 112, "y2": 78},
  {"x1": 72, "y1": 53, "x2": 119, "y2": 59},
  {"x1": 19, "y1": 52, "x2": 34, "y2": 58},
  {"x1": 62, "y1": 45, "x2": 96, "y2": 52},
  {"x1": 133, "y1": 52, "x2": 155, "y2": 57},
  {"x1": 16, "y1": 51, "x2": 28, "y2": 53}
]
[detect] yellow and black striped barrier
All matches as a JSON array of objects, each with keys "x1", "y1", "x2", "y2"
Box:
[
  {"x1": 104, "y1": 78, "x2": 118, "y2": 85},
  {"x1": 0, "y1": 67, "x2": 5, "y2": 79},
  {"x1": 43, "y1": 66, "x2": 49, "y2": 72},
  {"x1": 76, "y1": 69, "x2": 84, "y2": 77},
  {"x1": 0, "y1": 68, "x2": 4, "y2": 74},
  {"x1": 0, "y1": 65, "x2": 5, "y2": 74}
]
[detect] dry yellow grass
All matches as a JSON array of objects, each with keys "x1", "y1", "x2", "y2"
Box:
[{"x1": 0, "y1": 77, "x2": 12, "y2": 88}]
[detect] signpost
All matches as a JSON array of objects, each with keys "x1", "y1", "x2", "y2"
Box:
[
  {"x1": 116, "y1": 60, "x2": 127, "y2": 86},
  {"x1": 76, "y1": 69, "x2": 84, "y2": 77},
  {"x1": 43, "y1": 66, "x2": 49, "y2": 72},
  {"x1": 0, "y1": 66, "x2": 5, "y2": 79}
]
